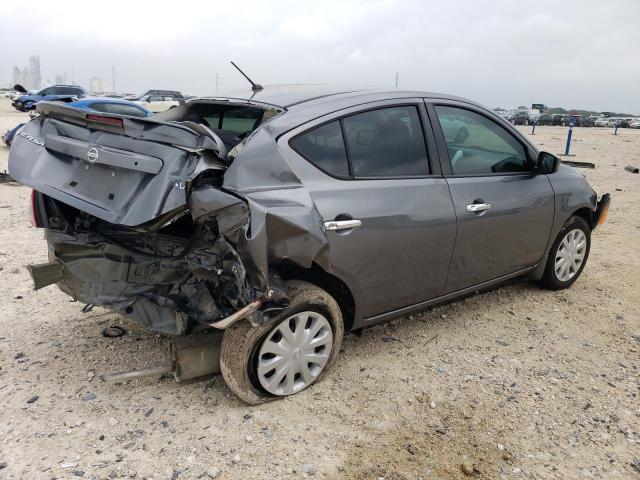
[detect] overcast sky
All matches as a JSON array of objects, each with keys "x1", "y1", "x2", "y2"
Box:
[{"x1": 1, "y1": 0, "x2": 639, "y2": 112}]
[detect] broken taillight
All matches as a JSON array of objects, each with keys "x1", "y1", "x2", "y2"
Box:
[
  {"x1": 86, "y1": 114, "x2": 124, "y2": 128},
  {"x1": 29, "y1": 189, "x2": 42, "y2": 227}
]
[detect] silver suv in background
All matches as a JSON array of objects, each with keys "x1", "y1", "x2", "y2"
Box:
[{"x1": 8, "y1": 86, "x2": 610, "y2": 403}]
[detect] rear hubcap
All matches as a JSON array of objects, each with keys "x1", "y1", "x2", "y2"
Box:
[
  {"x1": 554, "y1": 228, "x2": 586, "y2": 282},
  {"x1": 257, "y1": 311, "x2": 333, "y2": 396}
]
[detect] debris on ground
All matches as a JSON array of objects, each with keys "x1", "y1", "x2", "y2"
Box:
[
  {"x1": 0, "y1": 171, "x2": 14, "y2": 183},
  {"x1": 101, "y1": 326, "x2": 127, "y2": 338},
  {"x1": 562, "y1": 160, "x2": 596, "y2": 169},
  {"x1": 461, "y1": 459, "x2": 475, "y2": 475},
  {"x1": 625, "y1": 165, "x2": 639, "y2": 173}
]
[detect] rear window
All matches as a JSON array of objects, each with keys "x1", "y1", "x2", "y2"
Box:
[
  {"x1": 342, "y1": 106, "x2": 428, "y2": 177},
  {"x1": 202, "y1": 108, "x2": 262, "y2": 135},
  {"x1": 290, "y1": 121, "x2": 349, "y2": 177},
  {"x1": 291, "y1": 105, "x2": 430, "y2": 178},
  {"x1": 53, "y1": 87, "x2": 83, "y2": 95}
]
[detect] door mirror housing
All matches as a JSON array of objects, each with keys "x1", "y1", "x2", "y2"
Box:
[{"x1": 536, "y1": 151, "x2": 560, "y2": 174}]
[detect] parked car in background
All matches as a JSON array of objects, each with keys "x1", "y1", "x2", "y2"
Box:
[
  {"x1": 551, "y1": 114, "x2": 566, "y2": 126},
  {"x1": 512, "y1": 110, "x2": 529, "y2": 125},
  {"x1": 69, "y1": 98, "x2": 153, "y2": 117},
  {"x1": 2, "y1": 123, "x2": 26, "y2": 146},
  {"x1": 537, "y1": 114, "x2": 552, "y2": 126},
  {"x1": 606, "y1": 118, "x2": 619, "y2": 127},
  {"x1": 594, "y1": 117, "x2": 608, "y2": 127},
  {"x1": 127, "y1": 89, "x2": 185, "y2": 112},
  {"x1": 567, "y1": 114, "x2": 582, "y2": 127},
  {"x1": 8, "y1": 86, "x2": 610, "y2": 403},
  {"x1": 12, "y1": 84, "x2": 88, "y2": 111},
  {"x1": 629, "y1": 120, "x2": 640, "y2": 129}
]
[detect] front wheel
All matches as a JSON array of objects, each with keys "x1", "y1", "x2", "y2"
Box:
[
  {"x1": 220, "y1": 280, "x2": 344, "y2": 404},
  {"x1": 540, "y1": 216, "x2": 591, "y2": 290}
]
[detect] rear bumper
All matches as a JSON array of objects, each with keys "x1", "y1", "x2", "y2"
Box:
[{"x1": 592, "y1": 193, "x2": 611, "y2": 230}]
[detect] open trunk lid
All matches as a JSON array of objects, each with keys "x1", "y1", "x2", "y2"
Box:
[{"x1": 9, "y1": 101, "x2": 227, "y2": 226}]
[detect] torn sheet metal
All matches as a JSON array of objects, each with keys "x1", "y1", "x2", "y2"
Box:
[
  {"x1": 34, "y1": 200, "x2": 263, "y2": 335},
  {"x1": 10, "y1": 103, "x2": 326, "y2": 335},
  {"x1": 223, "y1": 125, "x2": 331, "y2": 285}
]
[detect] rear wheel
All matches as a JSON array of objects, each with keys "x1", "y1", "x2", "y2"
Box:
[
  {"x1": 220, "y1": 280, "x2": 344, "y2": 404},
  {"x1": 540, "y1": 216, "x2": 591, "y2": 289}
]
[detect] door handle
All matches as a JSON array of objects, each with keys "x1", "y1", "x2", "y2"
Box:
[
  {"x1": 466, "y1": 203, "x2": 492, "y2": 213},
  {"x1": 324, "y1": 219, "x2": 362, "y2": 231}
]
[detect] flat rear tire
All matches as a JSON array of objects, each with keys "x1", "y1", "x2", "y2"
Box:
[{"x1": 220, "y1": 280, "x2": 344, "y2": 404}]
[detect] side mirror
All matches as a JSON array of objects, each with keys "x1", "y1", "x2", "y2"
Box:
[{"x1": 536, "y1": 151, "x2": 560, "y2": 174}]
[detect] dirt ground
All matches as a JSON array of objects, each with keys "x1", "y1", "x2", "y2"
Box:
[{"x1": 0, "y1": 98, "x2": 638, "y2": 480}]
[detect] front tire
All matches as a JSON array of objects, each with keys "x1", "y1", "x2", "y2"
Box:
[
  {"x1": 540, "y1": 216, "x2": 591, "y2": 290},
  {"x1": 220, "y1": 280, "x2": 344, "y2": 404}
]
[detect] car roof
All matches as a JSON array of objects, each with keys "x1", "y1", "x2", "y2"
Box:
[
  {"x1": 193, "y1": 85, "x2": 477, "y2": 134},
  {"x1": 44, "y1": 84, "x2": 85, "y2": 89},
  {"x1": 197, "y1": 84, "x2": 468, "y2": 109}
]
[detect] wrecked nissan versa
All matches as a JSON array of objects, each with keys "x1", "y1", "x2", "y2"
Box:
[{"x1": 9, "y1": 86, "x2": 610, "y2": 404}]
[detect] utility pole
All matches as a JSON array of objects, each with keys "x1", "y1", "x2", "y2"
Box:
[
  {"x1": 112, "y1": 66, "x2": 116, "y2": 93},
  {"x1": 215, "y1": 73, "x2": 221, "y2": 93},
  {"x1": 395, "y1": 72, "x2": 399, "y2": 88}
]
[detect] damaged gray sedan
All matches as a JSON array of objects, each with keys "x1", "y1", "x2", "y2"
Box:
[{"x1": 9, "y1": 86, "x2": 610, "y2": 403}]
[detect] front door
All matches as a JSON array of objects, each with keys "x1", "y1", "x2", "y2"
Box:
[
  {"x1": 429, "y1": 103, "x2": 555, "y2": 293},
  {"x1": 282, "y1": 101, "x2": 457, "y2": 319}
]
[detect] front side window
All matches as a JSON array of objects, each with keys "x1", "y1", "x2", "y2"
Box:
[
  {"x1": 290, "y1": 121, "x2": 349, "y2": 177},
  {"x1": 342, "y1": 106, "x2": 428, "y2": 177},
  {"x1": 57, "y1": 87, "x2": 83, "y2": 95},
  {"x1": 434, "y1": 106, "x2": 528, "y2": 175}
]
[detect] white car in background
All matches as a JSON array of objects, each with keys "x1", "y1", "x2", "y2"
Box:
[
  {"x1": 593, "y1": 117, "x2": 608, "y2": 127},
  {"x1": 127, "y1": 89, "x2": 185, "y2": 113},
  {"x1": 629, "y1": 120, "x2": 640, "y2": 129}
]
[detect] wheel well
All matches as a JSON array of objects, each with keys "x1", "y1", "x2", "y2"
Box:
[
  {"x1": 572, "y1": 207, "x2": 594, "y2": 228},
  {"x1": 274, "y1": 262, "x2": 356, "y2": 331}
]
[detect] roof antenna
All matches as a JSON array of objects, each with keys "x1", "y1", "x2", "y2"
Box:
[{"x1": 230, "y1": 61, "x2": 263, "y2": 92}]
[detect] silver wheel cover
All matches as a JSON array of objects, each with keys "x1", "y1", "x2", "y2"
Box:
[
  {"x1": 554, "y1": 228, "x2": 587, "y2": 282},
  {"x1": 257, "y1": 311, "x2": 333, "y2": 396}
]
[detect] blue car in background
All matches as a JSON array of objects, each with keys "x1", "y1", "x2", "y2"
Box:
[
  {"x1": 3, "y1": 98, "x2": 153, "y2": 146},
  {"x1": 12, "y1": 84, "x2": 88, "y2": 111},
  {"x1": 68, "y1": 98, "x2": 154, "y2": 118}
]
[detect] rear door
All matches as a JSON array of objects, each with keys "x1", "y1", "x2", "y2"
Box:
[
  {"x1": 280, "y1": 100, "x2": 457, "y2": 321},
  {"x1": 427, "y1": 101, "x2": 554, "y2": 293}
]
